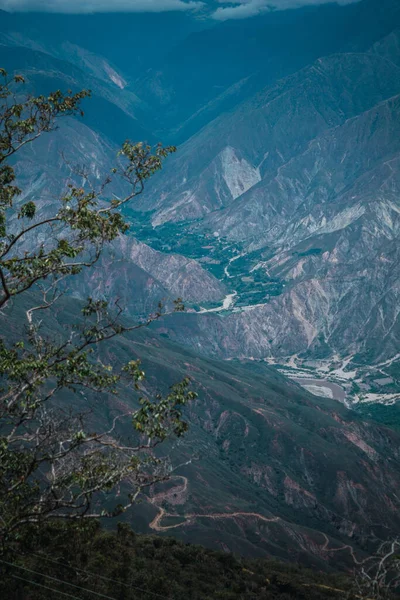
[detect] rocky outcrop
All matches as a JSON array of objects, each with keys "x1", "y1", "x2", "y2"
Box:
[
  {"x1": 9, "y1": 114, "x2": 226, "y2": 315},
  {"x1": 144, "y1": 49, "x2": 400, "y2": 366},
  {"x1": 115, "y1": 237, "x2": 226, "y2": 304}
]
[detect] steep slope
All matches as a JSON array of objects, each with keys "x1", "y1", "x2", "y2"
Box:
[
  {"x1": 141, "y1": 51, "x2": 400, "y2": 224},
  {"x1": 135, "y1": 0, "x2": 400, "y2": 140},
  {"x1": 0, "y1": 40, "x2": 156, "y2": 145},
  {"x1": 135, "y1": 38, "x2": 400, "y2": 382},
  {"x1": 8, "y1": 116, "x2": 226, "y2": 312},
  {"x1": 57, "y1": 333, "x2": 400, "y2": 565},
  {"x1": 4, "y1": 295, "x2": 400, "y2": 568},
  {"x1": 0, "y1": 8, "x2": 206, "y2": 84},
  {"x1": 130, "y1": 333, "x2": 400, "y2": 569}
]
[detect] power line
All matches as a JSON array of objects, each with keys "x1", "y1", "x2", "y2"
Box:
[
  {"x1": 7, "y1": 573, "x2": 84, "y2": 600},
  {"x1": 9, "y1": 549, "x2": 271, "y2": 600},
  {"x1": 26, "y1": 549, "x2": 270, "y2": 599},
  {"x1": 28, "y1": 551, "x2": 173, "y2": 600},
  {"x1": 0, "y1": 558, "x2": 118, "y2": 600}
]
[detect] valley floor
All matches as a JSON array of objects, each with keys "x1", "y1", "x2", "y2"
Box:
[{"x1": 265, "y1": 354, "x2": 400, "y2": 408}]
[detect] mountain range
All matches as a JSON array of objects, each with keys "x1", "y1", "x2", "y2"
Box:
[
  {"x1": 1, "y1": 0, "x2": 400, "y2": 566},
  {"x1": 4, "y1": 293, "x2": 400, "y2": 569}
]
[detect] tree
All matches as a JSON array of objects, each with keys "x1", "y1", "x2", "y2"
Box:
[
  {"x1": 0, "y1": 69, "x2": 196, "y2": 550},
  {"x1": 351, "y1": 539, "x2": 400, "y2": 599}
]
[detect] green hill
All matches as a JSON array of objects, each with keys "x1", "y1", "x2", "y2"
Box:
[{"x1": 0, "y1": 521, "x2": 354, "y2": 600}]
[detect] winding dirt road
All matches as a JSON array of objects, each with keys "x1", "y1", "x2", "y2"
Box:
[
  {"x1": 320, "y1": 532, "x2": 363, "y2": 565},
  {"x1": 148, "y1": 478, "x2": 362, "y2": 570},
  {"x1": 149, "y1": 477, "x2": 281, "y2": 532},
  {"x1": 150, "y1": 508, "x2": 281, "y2": 532}
]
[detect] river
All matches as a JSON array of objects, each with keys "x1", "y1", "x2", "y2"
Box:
[
  {"x1": 198, "y1": 291, "x2": 237, "y2": 313},
  {"x1": 292, "y1": 377, "x2": 347, "y2": 403}
]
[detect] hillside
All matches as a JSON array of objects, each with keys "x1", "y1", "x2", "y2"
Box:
[
  {"x1": 130, "y1": 23, "x2": 400, "y2": 403},
  {"x1": 0, "y1": 521, "x2": 356, "y2": 600},
  {"x1": 1, "y1": 0, "x2": 400, "y2": 581},
  {"x1": 4, "y1": 294, "x2": 400, "y2": 568}
]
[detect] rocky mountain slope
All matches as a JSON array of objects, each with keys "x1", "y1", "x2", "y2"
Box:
[
  {"x1": 0, "y1": 42, "x2": 156, "y2": 145},
  {"x1": 141, "y1": 51, "x2": 400, "y2": 223},
  {"x1": 130, "y1": 331, "x2": 400, "y2": 568},
  {"x1": 2, "y1": 0, "x2": 400, "y2": 395},
  {"x1": 4, "y1": 295, "x2": 400, "y2": 568},
  {"x1": 1, "y1": 0, "x2": 400, "y2": 568},
  {"x1": 134, "y1": 0, "x2": 400, "y2": 141},
  {"x1": 134, "y1": 28, "x2": 400, "y2": 393}
]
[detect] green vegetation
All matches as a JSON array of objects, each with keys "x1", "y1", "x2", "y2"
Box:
[
  {"x1": 0, "y1": 70, "x2": 196, "y2": 549},
  {"x1": 126, "y1": 212, "x2": 285, "y2": 309},
  {"x1": 355, "y1": 403, "x2": 400, "y2": 432},
  {"x1": 0, "y1": 520, "x2": 354, "y2": 599}
]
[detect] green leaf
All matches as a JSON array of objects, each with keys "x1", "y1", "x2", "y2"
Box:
[{"x1": 18, "y1": 201, "x2": 36, "y2": 220}]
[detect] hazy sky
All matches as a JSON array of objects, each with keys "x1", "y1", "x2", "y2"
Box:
[{"x1": 0, "y1": 0, "x2": 361, "y2": 18}]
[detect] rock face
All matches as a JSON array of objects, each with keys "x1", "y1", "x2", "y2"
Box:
[
  {"x1": 139, "y1": 36, "x2": 400, "y2": 368},
  {"x1": 8, "y1": 117, "x2": 226, "y2": 314},
  {"x1": 151, "y1": 145, "x2": 263, "y2": 227}
]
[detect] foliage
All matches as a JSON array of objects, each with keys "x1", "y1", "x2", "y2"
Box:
[
  {"x1": 0, "y1": 520, "x2": 357, "y2": 600},
  {"x1": 355, "y1": 403, "x2": 400, "y2": 433},
  {"x1": 0, "y1": 69, "x2": 196, "y2": 549}
]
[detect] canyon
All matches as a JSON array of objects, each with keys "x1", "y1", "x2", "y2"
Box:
[{"x1": 1, "y1": 0, "x2": 400, "y2": 565}]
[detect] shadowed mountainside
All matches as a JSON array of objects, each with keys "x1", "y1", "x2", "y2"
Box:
[{"x1": 4, "y1": 295, "x2": 400, "y2": 568}]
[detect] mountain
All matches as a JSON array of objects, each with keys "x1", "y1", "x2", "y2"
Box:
[
  {"x1": 134, "y1": 0, "x2": 400, "y2": 141},
  {"x1": 0, "y1": 8, "x2": 206, "y2": 82},
  {"x1": 2, "y1": 0, "x2": 400, "y2": 571},
  {"x1": 1, "y1": 521, "x2": 355, "y2": 600},
  {"x1": 130, "y1": 24, "x2": 400, "y2": 405},
  {"x1": 140, "y1": 51, "x2": 400, "y2": 223},
  {"x1": 124, "y1": 330, "x2": 400, "y2": 568},
  {"x1": 3, "y1": 0, "x2": 399, "y2": 145},
  {"x1": 4, "y1": 294, "x2": 400, "y2": 568},
  {"x1": 0, "y1": 42, "x2": 156, "y2": 145},
  {"x1": 6, "y1": 114, "x2": 226, "y2": 313}
]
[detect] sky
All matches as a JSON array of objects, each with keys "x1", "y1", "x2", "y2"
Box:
[
  {"x1": 0, "y1": 0, "x2": 205, "y2": 13},
  {"x1": 213, "y1": 0, "x2": 359, "y2": 20},
  {"x1": 0, "y1": 0, "x2": 361, "y2": 19}
]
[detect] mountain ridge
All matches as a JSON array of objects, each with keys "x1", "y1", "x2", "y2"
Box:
[{"x1": 3, "y1": 294, "x2": 400, "y2": 566}]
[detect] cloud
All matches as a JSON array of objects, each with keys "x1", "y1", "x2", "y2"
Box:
[
  {"x1": 212, "y1": 0, "x2": 360, "y2": 20},
  {"x1": 0, "y1": 0, "x2": 362, "y2": 19},
  {"x1": 0, "y1": 0, "x2": 204, "y2": 13}
]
